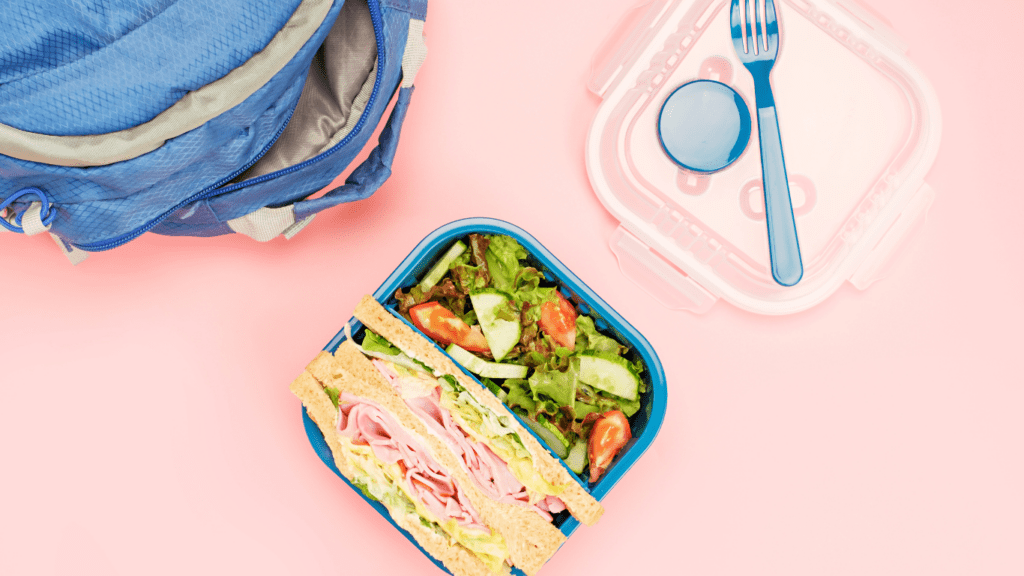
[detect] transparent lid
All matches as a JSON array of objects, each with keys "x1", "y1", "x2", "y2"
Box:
[{"x1": 586, "y1": 0, "x2": 941, "y2": 314}]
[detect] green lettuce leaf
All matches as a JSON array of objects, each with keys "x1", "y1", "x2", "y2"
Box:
[
  {"x1": 535, "y1": 398, "x2": 560, "y2": 418},
  {"x1": 518, "y1": 323, "x2": 539, "y2": 346},
  {"x1": 509, "y1": 268, "x2": 558, "y2": 335},
  {"x1": 511, "y1": 268, "x2": 557, "y2": 308},
  {"x1": 449, "y1": 251, "x2": 471, "y2": 268},
  {"x1": 504, "y1": 379, "x2": 536, "y2": 414},
  {"x1": 576, "y1": 382, "x2": 641, "y2": 417},
  {"x1": 514, "y1": 267, "x2": 543, "y2": 292},
  {"x1": 324, "y1": 386, "x2": 341, "y2": 409},
  {"x1": 450, "y1": 264, "x2": 489, "y2": 294},
  {"x1": 519, "y1": 332, "x2": 574, "y2": 369},
  {"x1": 350, "y1": 477, "x2": 376, "y2": 501},
  {"x1": 362, "y1": 330, "x2": 401, "y2": 356},
  {"x1": 459, "y1": 308, "x2": 478, "y2": 326},
  {"x1": 528, "y1": 361, "x2": 578, "y2": 410},
  {"x1": 443, "y1": 520, "x2": 510, "y2": 574},
  {"x1": 576, "y1": 315, "x2": 626, "y2": 355},
  {"x1": 485, "y1": 235, "x2": 528, "y2": 291},
  {"x1": 595, "y1": 392, "x2": 641, "y2": 417},
  {"x1": 439, "y1": 374, "x2": 461, "y2": 392},
  {"x1": 572, "y1": 400, "x2": 601, "y2": 420}
]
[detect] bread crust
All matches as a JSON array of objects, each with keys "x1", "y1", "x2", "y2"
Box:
[{"x1": 288, "y1": 371, "x2": 352, "y2": 477}]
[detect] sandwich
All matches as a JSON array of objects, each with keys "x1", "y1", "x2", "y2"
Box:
[{"x1": 289, "y1": 295, "x2": 604, "y2": 576}]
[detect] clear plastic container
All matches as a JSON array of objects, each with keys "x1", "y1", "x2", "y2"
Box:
[
  {"x1": 302, "y1": 218, "x2": 667, "y2": 575},
  {"x1": 586, "y1": 0, "x2": 942, "y2": 314}
]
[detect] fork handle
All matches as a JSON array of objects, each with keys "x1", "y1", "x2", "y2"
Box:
[{"x1": 754, "y1": 85, "x2": 804, "y2": 287}]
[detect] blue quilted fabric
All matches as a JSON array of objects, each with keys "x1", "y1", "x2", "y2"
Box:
[
  {"x1": 0, "y1": 0, "x2": 303, "y2": 135},
  {"x1": 0, "y1": 0, "x2": 427, "y2": 249}
]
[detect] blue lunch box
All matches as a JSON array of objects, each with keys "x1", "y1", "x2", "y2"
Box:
[{"x1": 301, "y1": 217, "x2": 667, "y2": 574}]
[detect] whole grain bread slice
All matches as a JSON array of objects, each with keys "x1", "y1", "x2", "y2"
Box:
[
  {"x1": 288, "y1": 371, "x2": 352, "y2": 478},
  {"x1": 353, "y1": 295, "x2": 604, "y2": 526},
  {"x1": 325, "y1": 343, "x2": 567, "y2": 575},
  {"x1": 290, "y1": 365, "x2": 498, "y2": 576}
]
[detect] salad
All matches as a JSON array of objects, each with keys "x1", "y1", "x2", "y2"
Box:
[{"x1": 390, "y1": 233, "x2": 645, "y2": 483}]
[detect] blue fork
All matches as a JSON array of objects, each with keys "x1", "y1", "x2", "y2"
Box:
[{"x1": 731, "y1": 0, "x2": 803, "y2": 286}]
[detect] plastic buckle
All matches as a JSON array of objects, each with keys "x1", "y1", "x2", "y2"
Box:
[{"x1": 0, "y1": 187, "x2": 56, "y2": 234}]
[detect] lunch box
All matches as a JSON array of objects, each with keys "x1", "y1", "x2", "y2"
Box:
[
  {"x1": 586, "y1": 0, "x2": 942, "y2": 314},
  {"x1": 301, "y1": 217, "x2": 667, "y2": 575}
]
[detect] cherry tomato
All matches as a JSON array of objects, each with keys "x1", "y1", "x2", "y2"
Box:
[
  {"x1": 587, "y1": 410, "x2": 631, "y2": 483},
  {"x1": 409, "y1": 302, "x2": 489, "y2": 352},
  {"x1": 539, "y1": 292, "x2": 577, "y2": 350}
]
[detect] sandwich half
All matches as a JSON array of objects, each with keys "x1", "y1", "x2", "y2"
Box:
[
  {"x1": 291, "y1": 342, "x2": 573, "y2": 575},
  {"x1": 291, "y1": 363, "x2": 505, "y2": 576}
]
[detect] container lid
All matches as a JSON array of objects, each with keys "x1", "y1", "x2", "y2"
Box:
[
  {"x1": 586, "y1": 0, "x2": 941, "y2": 314},
  {"x1": 658, "y1": 79, "x2": 752, "y2": 173}
]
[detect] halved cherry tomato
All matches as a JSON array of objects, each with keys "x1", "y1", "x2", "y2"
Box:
[
  {"x1": 409, "y1": 302, "x2": 489, "y2": 352},
  {"x1": 460, "y1": 325, "x2": 491, "y2": 354},
  {"x1": 587, "y1": 410, "x2": 631, "y2": 483},
  {"x1": 539, "y1": 292, "x2": 577, "y2": 350}
]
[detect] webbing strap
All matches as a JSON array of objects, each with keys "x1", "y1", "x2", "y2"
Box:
[
  {"x1": 0, "y1": 188, "x2": 54, "y2": 235},
  {"x1": 226, "y1": 205, "x2": 317, "y2": 242}
]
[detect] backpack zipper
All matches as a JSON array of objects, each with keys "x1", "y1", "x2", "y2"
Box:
[{"x1": 73, "y1": 0, "x2": 387, "y2": 252}]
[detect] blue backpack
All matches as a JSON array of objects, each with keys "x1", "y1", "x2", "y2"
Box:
[{"x1": 0, "y1": 0, "x2": 427, "y2": 262}]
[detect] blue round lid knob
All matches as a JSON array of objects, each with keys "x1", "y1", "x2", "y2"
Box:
[{"x1": 657, "y1": 80, "x2": 752, "y2": 174}]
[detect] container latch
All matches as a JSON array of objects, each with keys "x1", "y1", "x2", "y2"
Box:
[
  {"x1": 849, "y1": 182, "x2": 934, "y2": 290},
  {"x1": 609, "y1": 226, "x2": 718, "y2": 313}
]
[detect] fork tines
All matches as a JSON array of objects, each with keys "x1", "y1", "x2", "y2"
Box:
[{"x1": 740, "y1": 0, "x2": 771, "y2": 55}]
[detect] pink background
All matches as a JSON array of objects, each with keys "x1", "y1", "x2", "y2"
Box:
[{"x1": 2, "y1": 0, "x2": 1022, "y2": 574}]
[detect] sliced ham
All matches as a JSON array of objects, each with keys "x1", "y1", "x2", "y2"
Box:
[
  {"x1": 336, "y1": 393, "x2": 488, "y2": 532},
  {"x1": 372, "y1": 359, "x2": 568, "y2": 521}
]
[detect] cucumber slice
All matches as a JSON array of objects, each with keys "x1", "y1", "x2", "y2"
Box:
[
  {"x1": 539, "y1": 415, "x2": 571, "y2": 453},
  {"x1": 418, "y1": 240, "x2": 467, "y2": 291},
  {"x1": 446, "y1": 344, "x2": 528, "y2": 379},
  {"x1": 578, "y1": 353, "x2": 641, "y2": 401},
  {"x1": 445, "y1": 343, "x2": 489, "y2": 372},
  {"x1": 480, "y1": 363, "x2": 528, "y2": 380},
  {"x1": 523, "y1": 417, "x2": 570, "y2": 459},
  {"x1": 565, "y1": 440, "x2": 588, "y2": 475},
  {"x1": 469, "y1": 290, "x2": 521, "y2": 361},
  {"x1": 483, "y1": 379, "x2": 504, "y2": 396}
]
